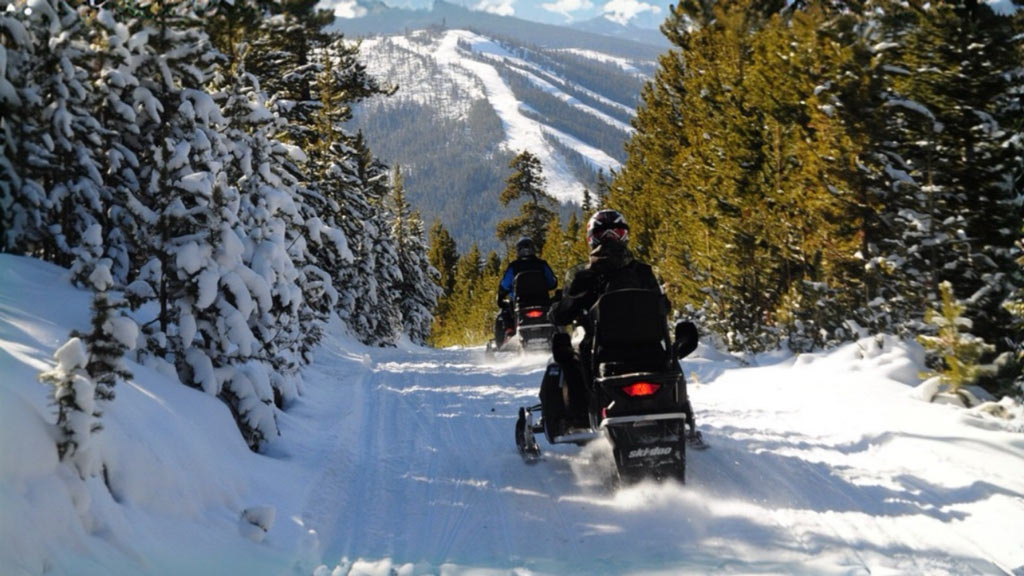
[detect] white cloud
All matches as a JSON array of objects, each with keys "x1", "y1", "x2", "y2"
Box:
[
  {"x1": 321, "y1": 0, "x2": 367, "y2": 18},
  {"x1": 985, "y1": 0, "x2": 1020, "y2": 15},
  {"x1": 541, "y1": 0, "x2": 594, "y2": 20},
  {"x1": 474, "y1": 0, "x2": 516, "y2": 16},
  {"x1": 601, "y1": 0, "x2": 660, "y2": 25}
]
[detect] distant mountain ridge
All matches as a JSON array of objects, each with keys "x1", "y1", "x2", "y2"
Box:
[
  {"x1": 329, "y1": 0, "x2": 669, "y2": 55},
  {"x1": 336, "y1": 6, "x2": 663, "y2": 253},
  {"x1": 568, "y1": 14, "x2": 670, "y2": 48}
]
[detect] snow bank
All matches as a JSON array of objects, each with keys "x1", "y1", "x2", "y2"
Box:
[{"x1": 0, "y1": 255, "x2": 298, "y2": 575}]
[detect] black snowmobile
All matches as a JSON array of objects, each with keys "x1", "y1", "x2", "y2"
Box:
[
  {"x1": 487, "y1": 270, "x2": 560, "y2": 354},
  {"x1": 515, "y1": 288, "x2": 705, "y2": 483}
]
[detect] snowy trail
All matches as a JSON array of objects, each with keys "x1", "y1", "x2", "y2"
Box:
[
  {"x1": 6, "y1": 256, "x2": 1024, "y2": 576},
  {"x1": 293, "y1": 340, "x2": 1024, "y2": 575}
]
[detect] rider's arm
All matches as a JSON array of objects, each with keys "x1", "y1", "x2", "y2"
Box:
[
  {"x1": 640, "y1": 263, "x2": 671, "y2": 315},
  {"x1": 499, "y1": 265, "x2": 516, "y2": 295},
  {"x1": 543, "y1": 263, "x2": 557, "y2": 290},
  {"x1": 548, "y1": 269, "x2": 596, "y2": 325}
]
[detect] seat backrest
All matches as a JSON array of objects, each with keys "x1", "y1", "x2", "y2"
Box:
[
  {"x1": 589, "y1": 289, "x2": 671, "y2": 373},
  {"x1": 513, "y1": 270, "x2": 550, "y2": 307}
]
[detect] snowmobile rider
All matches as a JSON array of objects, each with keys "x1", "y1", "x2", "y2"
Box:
[
  {"x1": 547, "y1": 209, "x2": 667, "y2": 425},
  {"x1": 495, "y1": 237, "x2": 557, "y2": 346}
]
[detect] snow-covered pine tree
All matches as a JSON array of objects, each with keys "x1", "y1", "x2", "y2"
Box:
[
  {"x1": 39, "y1": 280, "x2": 135, "y2": 477},
  {"x1": 209, "y1": 12, "x2": 309, "y2": 407},
  {"x1": 0, "y1": 4, "x2": 46, "y2": 254},
  {"x1": 833, "y1": 1, "x2": 921, "y2": 339},
  {"x1": 914, "y1": 3, "x2": 1021, "y2": 361},
  {"x1": 342, "y1": 132, "x2": 403, "y2": 346},
  {"x1": 39, "y1": 337, "x2": 97, "y2": 466},
  {"x1": 390, "y1": 166, "x2": 441, "y2": 345},
  {"x1": 0, "y1": 0, "x2": 106, "y2": 265},
  {"x1": 870, "y1": 1, "x2": 1022, "y2": 360},
  {"x1": 83, "y1": 7, "x2": 150, "y2": 287},
  {"x1": 289, "y1": 30, "x2": 396, "y2": 346},
  {"x1": 84, "y1": 289, "x2": 136, "y2": 405},
  {"x1": 102, "y1": 2, "x2": 281, "y2": 450},
  {"x1": 244, "y1": 7, "x2": 354, "y2": 354},
  {"x1": 47, "y1": 223, "x2": 133, "y2": 475},
  {"x1": 73, "y1": 223, "x2": 136, "y2": 407}
]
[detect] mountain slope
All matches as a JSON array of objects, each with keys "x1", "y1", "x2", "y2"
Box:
[{"x1": 345, "y1": 23, "x2": 656, "y2": 252}]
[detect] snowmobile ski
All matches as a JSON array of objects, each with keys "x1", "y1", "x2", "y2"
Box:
[
  {"x1": 687, "y1": 429, "x2": 709, "y2": 450},
  {"x1": 515, "y1": 407, "x2": 542, "y2": 462}
]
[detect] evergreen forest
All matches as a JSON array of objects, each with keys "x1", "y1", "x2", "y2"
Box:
[
  {"x1": 1, "y1": 0, "x2": 441, "y2": 452},
  {"x1": 431, "y1": 0, "x2": 1024, "y2": 397},
  {"x1": 2, "y1": 0, "x2": 1023, "y2": 460}
]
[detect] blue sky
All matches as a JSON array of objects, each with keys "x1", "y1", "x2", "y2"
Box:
[{"x1": 320, "y1": 0, "x2": 674, "y2": 28}]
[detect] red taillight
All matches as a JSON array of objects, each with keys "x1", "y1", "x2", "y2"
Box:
[
  {"x1": 621, "y1": 381, "x2": 661, "y2": 397},
  {"x1": 525, "y1": 309, "x2": 544, "y2": 318}
]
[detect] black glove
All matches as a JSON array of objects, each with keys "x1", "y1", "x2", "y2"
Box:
[{"x1": 496, "y1": 293, "x2": 508, "y2": 309}]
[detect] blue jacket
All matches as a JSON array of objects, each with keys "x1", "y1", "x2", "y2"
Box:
[{"x1": 499, "y1": 257, "x2": 557, "y2": 303}]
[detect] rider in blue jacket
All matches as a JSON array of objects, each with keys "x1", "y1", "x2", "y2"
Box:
[{"x1": 495, "y1": 237, "x2": 557, "y2": 346}]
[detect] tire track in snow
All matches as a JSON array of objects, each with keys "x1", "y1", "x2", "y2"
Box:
[{"x1": 297, "y1": 359, "x2": 379, "y2": 563}]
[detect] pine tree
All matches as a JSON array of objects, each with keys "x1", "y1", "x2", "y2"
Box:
[
  {"x1": 391, "y1": 166, "x2": 442, "y2": 344},
  {"x1": 84, "y1": 290, "x2": 135, "y2": 406},
  {"x1": 0, "y1": 0, "x2": 107, "y2": 265},
  {"x1": 614, "y1": 0, "x2": 795, "y2": 352},
  {"x1": 100, "y1": 2, "x2": 286, "y2": 450},
  {"x1": 431, "y1": 243, "x2": 499, "y2": 346},
  {"x1": 40, "y1": 225, "x2": 136, "y2": 476},
  {"x1": 744, "y1": 4, "x2": 864, "y2": 351},
  {"x1": 342, "y1": 132, "x2": 403, "y2": 346},
  {"x1": 428, "y1": 220, "x2": 459, "y2": 300},
  {"x1": 241, "y1": 2, "x2": 393, "y2": 353},
  {"x1": 495, "y1": 150, "x2": 557, "y2": 251},
  {"x1": 918, "y1": 281, "x2": 994, "y2": 393},
  {"x1": 875, "y1": 1, "x2": 1022, "y2": 368},
  {"x1": 213, "y1": 35, "x2": 308, "y2": 404},
  {"x1": 819, "y1": 1, "x2": 921, "y2": 338},
  {"x1": 69, "y1": 221, "x2": 136, "y2": 409},
  {"x1": 39, "y1": 338, "x2": 97, "y2": 465},
  {"x1": 539, "y1": 210, "x2": 588, "y2": 287}
]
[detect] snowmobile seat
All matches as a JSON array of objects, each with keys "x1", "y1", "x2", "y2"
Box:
[
  {"x1": 513, "y1": 270, "x2": 551, "y2": 308},
  {"x1": 590, "y1": 289, "x2": 673, "y2": 376}
]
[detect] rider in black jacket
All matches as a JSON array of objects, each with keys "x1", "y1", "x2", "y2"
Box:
[{"x1": 548, "y1": 209, "x2": 669, "y2": 425}]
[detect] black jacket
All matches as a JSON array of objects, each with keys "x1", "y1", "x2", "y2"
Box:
[{"x1": 549, "y1": 241, "x2": 664, "y2": 327}]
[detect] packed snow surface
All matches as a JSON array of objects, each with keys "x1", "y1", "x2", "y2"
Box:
[{"x1": 2, "y1": 253, "x2": 1023, "y2": 575}]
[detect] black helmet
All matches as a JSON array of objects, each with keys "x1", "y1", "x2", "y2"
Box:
[
  {"x1": 586, "y1": 209, "x2": 629, "y2": 248},
  {"x1": 516, "y1": 237, "x2": 536, "y2": 258}
]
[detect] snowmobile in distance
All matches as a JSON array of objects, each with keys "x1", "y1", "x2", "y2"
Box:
[
  {"x1": 487, "y1": 270, "x2": 561, "y2": 354},
  {"x1": 515, "y1": 288, "x2": 705, "y2": 483}
]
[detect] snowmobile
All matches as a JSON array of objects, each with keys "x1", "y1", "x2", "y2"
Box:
[
  {"x1": 515, "y1": 288, "x2": 705, "y2": 483},
  {"x1": 487, "y1": 270, "x2": 560, "y2": 354}
]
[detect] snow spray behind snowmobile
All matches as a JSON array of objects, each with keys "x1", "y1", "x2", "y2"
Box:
[{"x1": 515, "y1": 288, "x2": 705, "y2": 483}]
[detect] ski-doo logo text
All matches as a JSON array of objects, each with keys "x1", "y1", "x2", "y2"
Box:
[{"x1": 627, "y1": 446, "x2": 673, "y2": 459}]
